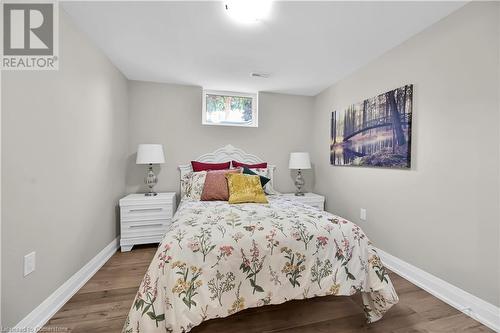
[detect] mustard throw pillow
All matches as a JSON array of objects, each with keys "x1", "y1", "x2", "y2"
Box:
[{"x1": 226, "y1": 173, "x2": 268, "y2": 204}]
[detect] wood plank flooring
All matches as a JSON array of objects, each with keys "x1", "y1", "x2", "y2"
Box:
[{"x1": 43, "y1": 245, "x2": 493, "y2": 333}]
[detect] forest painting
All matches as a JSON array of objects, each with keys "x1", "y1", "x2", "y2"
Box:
[{"x1": 330, "y1": 85, "x2": 413, "y2": 168}]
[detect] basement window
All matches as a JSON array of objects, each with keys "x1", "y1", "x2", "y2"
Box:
[{"x1": 202, "y1": 90, "x2": 258, "y2": 127}]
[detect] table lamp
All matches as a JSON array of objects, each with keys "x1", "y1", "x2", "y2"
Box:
[
  {"x1": 289, "y1": 152, "x2": 311, "y2": 196},
  {"x1": 136, "y1": 144, "x2": 165, "y2": 196}
]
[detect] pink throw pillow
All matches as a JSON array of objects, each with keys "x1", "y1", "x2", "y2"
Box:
[{"x1": 201, "y1": 169, "x2": 240, "y2": 201}]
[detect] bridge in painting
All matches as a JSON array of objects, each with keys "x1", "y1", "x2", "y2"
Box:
[{"x1": 343, "y1": 113, "x2": 412, "y2": 141}]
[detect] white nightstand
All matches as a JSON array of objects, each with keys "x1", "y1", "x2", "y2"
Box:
[
  {"x1": 282, "y1": 192, "x2": 325, "y2": 211},
  {"x1": 119, "y1": 192, "x2": 176, "y2": 252}
]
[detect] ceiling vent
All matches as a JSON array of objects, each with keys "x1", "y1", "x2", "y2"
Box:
[{"x1": 250, "y1": 72, "x2": 270, "y2": 79}]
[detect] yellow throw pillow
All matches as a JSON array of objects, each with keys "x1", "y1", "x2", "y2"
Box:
[{"x1": 226, "y1": 173, "x2": 268, "y2": 204}]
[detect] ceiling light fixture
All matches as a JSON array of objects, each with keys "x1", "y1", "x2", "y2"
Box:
[{"x1": 224, "y1": 0, "x2": 272, "y2": 24}]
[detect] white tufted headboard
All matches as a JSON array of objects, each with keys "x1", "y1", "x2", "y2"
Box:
[{"x1": 178, "y1": 145, "x2": 276, "y2": 196}]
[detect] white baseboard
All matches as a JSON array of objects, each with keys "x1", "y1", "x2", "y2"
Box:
[
  {"x1": 378, "y1": 249, "x2": 500, "y2": 332},
  {"x1": 12, "y1": 237, "x2": 120, "y2": 332}
]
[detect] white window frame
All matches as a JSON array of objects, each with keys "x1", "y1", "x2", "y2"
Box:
[{"x1": 202, "y1": 90, "x2": 258, "y2": 127}]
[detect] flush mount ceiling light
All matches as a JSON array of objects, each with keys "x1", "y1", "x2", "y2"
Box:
[{"x1": 224, "y1": 0, "x2": 272, "y2": 24}]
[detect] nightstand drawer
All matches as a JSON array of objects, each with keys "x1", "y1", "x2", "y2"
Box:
[
  {"x1": 121, "y1": 218, "x2": 171, "y2": 239},
  {"x1": 120, "y1": 204, "x2": 173, "y2": 220},
  {"x1": 300, "y1": 198, "x2": 323, "y2": 208},
  {"x1": 119, "y1": 192, "x2": 177, "y2": 251},
  {"x1": 282, "y1": 193, "x2": 325, "y2": 211},
  {"x1": 307, "y1": 203, "x2": 324, "y2": 210}
]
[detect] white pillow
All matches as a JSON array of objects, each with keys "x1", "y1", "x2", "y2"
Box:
[
  {"x1": 181, "y1": 171, "x2": 207, "y2": 200},
  {"x1": 248, "y1": 168, "x2": 279, "y2": 195}
]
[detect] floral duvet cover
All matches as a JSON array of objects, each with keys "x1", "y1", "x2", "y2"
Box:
[{"x1": 123, "y1": 196, "x2": 398, "y2": 333}]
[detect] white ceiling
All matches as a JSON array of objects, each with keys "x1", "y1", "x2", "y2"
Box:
[{"x1": 62, "y1": 1, "x2": 465, "y2": 96}]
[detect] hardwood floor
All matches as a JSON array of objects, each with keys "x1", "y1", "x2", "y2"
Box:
[{"x1": 43, "y1": 245, "x2": 493, "y2": 333}]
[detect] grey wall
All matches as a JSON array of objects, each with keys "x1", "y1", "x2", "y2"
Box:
[
  {"x1": 498, "y1": 2, "x2": 500, "y2": 310},
  {"x1": 311, "y1": 2, "x2": 500, "y2": 306},
  {"x1": 126, "y1": 81, "x2": 314, "y2": 197},
  {"x1": 1, "y1": 10, "x2": 128, "y2": 326}
]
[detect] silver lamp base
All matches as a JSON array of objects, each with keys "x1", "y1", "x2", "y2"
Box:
[
  {"x1": 294, "y1": 169, "x2": 305, "y2": 196},
  {"x1": 144, "y1": 164, "x2": 158, "y2": 196}
]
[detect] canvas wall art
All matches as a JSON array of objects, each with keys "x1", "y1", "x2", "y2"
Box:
[{"x1": 330, "y1": 84, "x2": 413, "y2": 168}]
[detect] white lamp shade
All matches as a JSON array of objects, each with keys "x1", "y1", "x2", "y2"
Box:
[
  {"x1": 289, "y1": 152, "x2": 311, "y2": 169},
  {"x1": 136, "y1": 144, "x2": 165, "y2": 164}
]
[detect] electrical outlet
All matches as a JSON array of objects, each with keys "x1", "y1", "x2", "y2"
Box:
[
  {"x1": 24, "y1": 251, "x2": 36, "y2": 277},
  {"x1": 360, "y1": 208, "x2": 367, "y2": 221}
]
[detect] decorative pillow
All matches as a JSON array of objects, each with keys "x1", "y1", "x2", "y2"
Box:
[
  {"x1": 191, "y1": 161, "x2": 230, "y2": 172},
  {"x1": 242, "y1": 167, "x2": 270, "y2": 188},
  {"x1": 248, "y1": 168, "x2": 279, "y2": 195},
  {"x1": 226, "y1": 173, "x2": 268, "y2": 204},
  {"x1": 201, "y1": 169, "x2": 240, "y2": 201},
  {"x1": 180, "y1": 172, "x2": 192, "y2": 196},
  {"x1": 181, "y1": 171, "x2": 207, "y2": 200},
  {"x1": 232, "y1": 160, "x2": 268, "y2": 169}
]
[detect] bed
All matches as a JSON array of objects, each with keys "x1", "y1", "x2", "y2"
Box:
[{"x1": 122, "y1": 145, "x2": 398, "y2": 333}]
